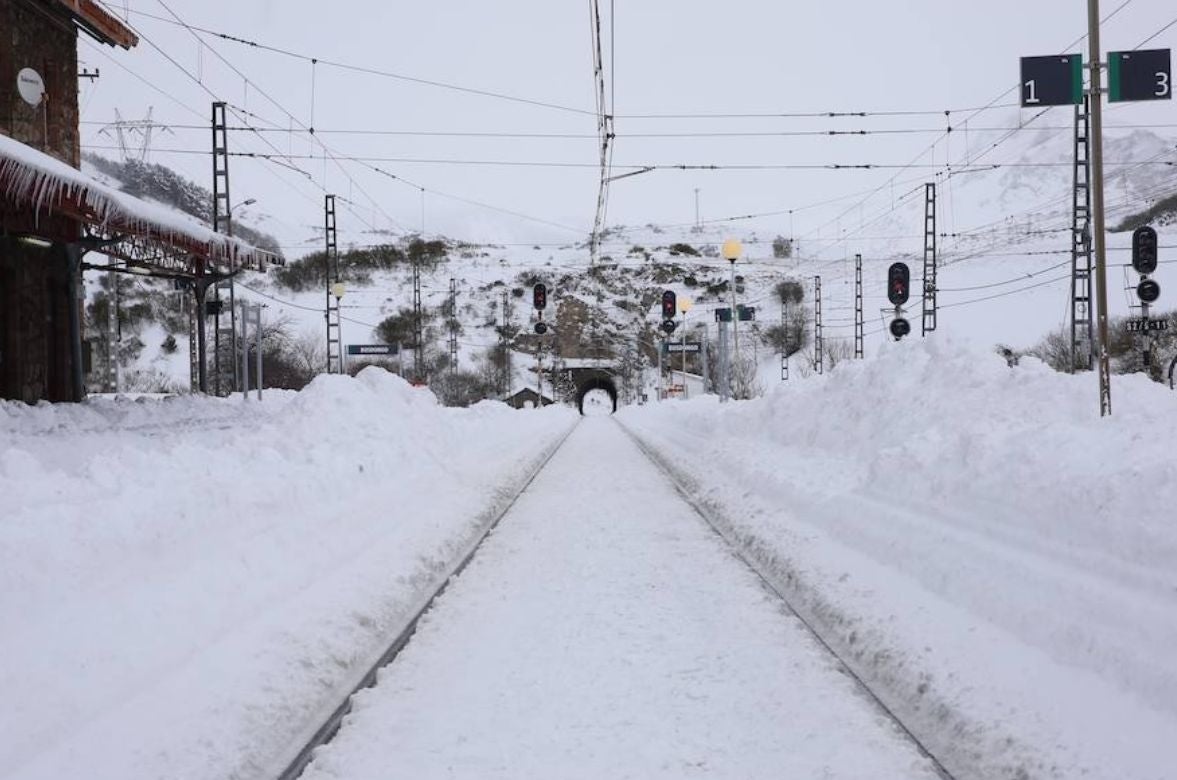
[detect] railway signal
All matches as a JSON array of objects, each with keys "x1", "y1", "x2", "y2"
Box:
[
  {"x1": 661, "y1": 289, "x2": 677, "y2": 320},
  {"x1": 886, "y1": 262, "x2": 911, "y2": 340},
  {"x1": 1137, "y1": 279, "x2": 1161, "y2": 304},
  {"x1": 887, "y1": 262, "x2": 910, "y2": 306},
  {"x1": 1132, "y1": 226, "x2": 1158, "y2": 275},
  {"x1": 533, "y1": 283, "x2": 547, "y2": 311},
  {"x1": 1128, "y1": 225, "x2": 1163, "y2": 369}
]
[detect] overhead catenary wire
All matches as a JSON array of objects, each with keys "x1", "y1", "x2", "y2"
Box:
[
  {"x1": 76, "y1": 144, "x2": 1177, "y2": 172},
  {"x1": 104, "y1": 4, "x2": 598, "y2": 117},
  {"x1": 98, "y1": 0, "x2": 588, "y2": 241}
]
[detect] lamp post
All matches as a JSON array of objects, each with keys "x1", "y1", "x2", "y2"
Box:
[
  {"x1": 227, "y1": 197, "x2": 256, "y2": 394},
  {"x1": 721, "y1": 238, "x2": 742, "y2": 369},
  {"x1": 332, "y1": 281, "x2": 346, "y2": 373},
  {"x1": 678, "y1": 296, "x2": 692, "y2": 398}
]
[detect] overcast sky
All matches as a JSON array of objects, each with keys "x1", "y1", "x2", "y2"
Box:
[{"x1": 76, "y1": 1, "x2": 1176, "y2": 257}]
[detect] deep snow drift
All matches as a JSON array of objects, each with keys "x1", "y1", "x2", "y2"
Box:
[
  {"x1": 0, "y1": 370, "x2": 574, "y2": 780},
  {"x1": 620, "y1": 339, "x2": 1177, "y2": 780}
]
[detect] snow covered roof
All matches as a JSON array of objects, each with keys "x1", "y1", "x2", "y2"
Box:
[{"x1": 0, "y1": 133, "x2": 281, "y2": 274}]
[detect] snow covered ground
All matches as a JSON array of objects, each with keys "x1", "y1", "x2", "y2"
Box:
[
  {"x1": 0, "y1": 371, "x2": 575, "y2": 780},
  {"x1": 5, "y1": 329, "x2": 1177, "y2": 779},
  {"x1": 619, "y1": 338, "x2": 1177, "y2": 780}
]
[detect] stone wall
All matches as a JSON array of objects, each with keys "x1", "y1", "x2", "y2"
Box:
[{"x1": 0, "y1": 0, "x2": 81, "y2": 166}]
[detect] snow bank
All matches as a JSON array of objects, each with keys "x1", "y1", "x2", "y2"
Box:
[
  {"x1": 620, "y1": 338, "x2": 1177, "y2": 780},
  {"x1": 0, "y1": 369, "x2": 575, "y2": 780}
]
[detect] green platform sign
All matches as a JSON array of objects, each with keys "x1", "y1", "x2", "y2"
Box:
[{"x1": 1109, "y1": 49, "x2": 1171, "y2": 102}]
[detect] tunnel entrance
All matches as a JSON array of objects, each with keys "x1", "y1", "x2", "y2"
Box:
[{"x1": 576, "y1": 377, "x2": 618, "y2": 415}]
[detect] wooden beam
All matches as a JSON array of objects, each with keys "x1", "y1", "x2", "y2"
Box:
[{"x1": 53, "y1": 0, "x2": 139, "y2": 49}]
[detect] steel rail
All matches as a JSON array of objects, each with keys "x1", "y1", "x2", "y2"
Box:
[
  {"x1": 273, "y1": 419, "x2": 580, "y2": 780},
  {"x1": 615, "y1": 418, "x2": 959, "y2": 780}
]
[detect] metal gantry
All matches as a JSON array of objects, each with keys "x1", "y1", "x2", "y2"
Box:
[
  {"x1": 324, "y1": 195, "x2": 343, "y2": 374},
  {"x1": 1070, "y1": 95, "x2": 1095, "y2": 372},
  {"x1": 921, "y1": 182, "x2": 938, "y2": 337},
  {"x1": 813, "y1": 275, "x2": 824, "y2": 375},
  {"x1": 211, "y1": 102, "x2": 231, "y2": 395},
  {"x1": 854, "y1": 253, "x2": 865, "y2": 359}
]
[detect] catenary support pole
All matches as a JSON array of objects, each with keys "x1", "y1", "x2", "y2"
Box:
[{"x1": 1087, "y1": 0, "x2": 1113, "y2": 416}]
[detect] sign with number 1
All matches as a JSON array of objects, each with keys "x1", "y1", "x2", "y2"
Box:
[{"x1": 1020, "y1": 54, "x2": 1083, "y2": 107}]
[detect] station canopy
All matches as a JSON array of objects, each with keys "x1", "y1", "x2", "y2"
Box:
[{"x1": 0, "y1": 133, "x2": 282, "y2": 276}]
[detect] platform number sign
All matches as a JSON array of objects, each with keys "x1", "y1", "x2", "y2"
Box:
[
  {"x1": 1109, "y1": 49, "x2": 1171, "y2": 102},
  {"x1": 1020, "y1": 54, "x2": 1083, "y2": 107}
]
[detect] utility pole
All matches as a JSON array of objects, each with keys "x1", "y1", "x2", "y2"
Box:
[
  {"x1": 536, "y1": 340, "x2": 544, "y2": 409},
  {"x1": 921, "y1": 182, "x2": 938, "y2": 336},
  {"x1": 324, "y1": 195, "x2": 343, "y2": 374},
  {"x1": 211, "y1": 102, "x2": 230, "y2": 395},
  {"x1": 448, "y1": 277, "x2": 459, "y2": 375},
  {"x1": 717, "y1": 317, "x2": 730, "y2": 401},
  {"x1": 854, "y1": 254, "x2": 865, "y2": 359},
  {"x1": 694, "y1": 188, "x2": 700, "y2": 228},
  {"x1": 412, "y1": 250, "x2": 424, "y2": 382},
  {"x1": 780, "y1": 298, "x2": 789, "y2": 381},
  {"x1": 188, "y1": 286, "x2": 199, "y2": 393},
  {"x1": 239, "y1": 301, "x2": 264, "y2": 402},
  {"x1": 1071, "y1": 94, "x2": 1095, "y2": 372},
  {"x1": 701, "y1": 322, "x2": 710, "y2": 393},
  {"x1": 500, "y1": 289, "x2": 512, "y2": 396},
  {"x1": 106, "y1": 258, "x2": 121, "y2": 393},
  {"x1": 1087, "y1": 0, "x2": 1113, "y2": 416},
  {"x1": 814, "y1": 275, "x2": 824, "y2": 375}
]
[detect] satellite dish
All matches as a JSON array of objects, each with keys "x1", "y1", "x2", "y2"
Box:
[{"x1": 17, "y1": 68, "x2": 44, "y2": 107}]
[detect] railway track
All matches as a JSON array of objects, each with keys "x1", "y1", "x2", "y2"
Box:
[{"x1": 278, "y1": 417, "x2": 958, "y2": 780}]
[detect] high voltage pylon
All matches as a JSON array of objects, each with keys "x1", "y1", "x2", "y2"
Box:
[
  {"x1": 854, "y1": 253, "x2": 864, "y2": 359},
  {"x1": 324, "y1": 195, "x2": 343, "y2": 374},
  {"x1": 813, "y1": 275, "x2": 824, "y2": 375},
  {"x1": 921, "y1": 182, "x2": 938, "y2": 337},
  {"x1": 1070, "y1": 95, "x2": 1095, "y2": 373},
  {"x1": 98, "y1": 107, "x2": 172, "y2": 163}
]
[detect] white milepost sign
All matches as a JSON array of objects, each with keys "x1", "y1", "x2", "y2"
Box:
[{"x1": 17, "y1": 68, "x2": 45, "y2": 107}]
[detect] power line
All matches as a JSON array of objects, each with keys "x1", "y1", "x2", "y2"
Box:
[
  {"x1": 108, "y1": 5, "x2": 597, "y2": 117},
  {"x1": 941, "y1": 274, "x2": 1070, "y2": 309},
  {"x1": 1135, "y1": 14, "x2": 1177, "y2": 49},
  {"x1": 75, "y1": 121, "x2": 1177, "y2": 139},
  {"x1": 77, "y1": 145, "x2": 1177, "y2": 171}
]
